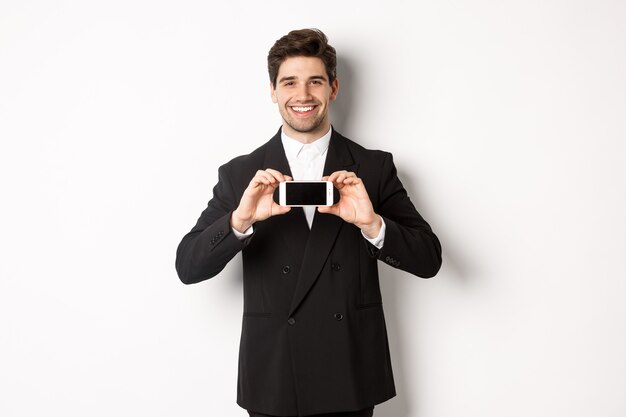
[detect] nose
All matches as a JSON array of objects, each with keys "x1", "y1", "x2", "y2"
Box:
[{"x1": 295, "y1": 83, "x2": 313, "y2": 102}]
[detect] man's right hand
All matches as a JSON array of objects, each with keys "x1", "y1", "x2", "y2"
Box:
[{"x1": 230, "y1": 169, "x2": 291, "y2": 233}]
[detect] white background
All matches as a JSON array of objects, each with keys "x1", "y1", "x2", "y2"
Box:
[{"x1": 1, "y1": 1, "x2": 625, "y2": 416}]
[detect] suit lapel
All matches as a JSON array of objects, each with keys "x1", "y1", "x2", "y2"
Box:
[
  {"x1": 288, "y1": 130, "x2": 359, "y2": 316},
  {"x1": 263, "y1": 129, "x2": 292, "y2": 178}
]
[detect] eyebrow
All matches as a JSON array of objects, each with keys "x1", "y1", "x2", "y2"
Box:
[{"x1": 278, "y1": 75, "x2": 328, "y2": 83}]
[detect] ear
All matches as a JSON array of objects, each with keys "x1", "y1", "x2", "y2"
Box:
[
  {"x1": 270, "y1": 82, "x2": 278, "y2": 103},
  {"x1": 329, "y1": 79, "x2": 339, "y2": 101}
]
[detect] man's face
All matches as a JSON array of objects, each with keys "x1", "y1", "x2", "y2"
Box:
[{"x1": 271, "y1": 56, "x2": 338, "y2": 143}]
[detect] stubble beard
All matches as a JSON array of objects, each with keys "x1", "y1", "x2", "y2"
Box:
[{"x1": 280, "y1": 107, "x2": 326, "y2": 134}]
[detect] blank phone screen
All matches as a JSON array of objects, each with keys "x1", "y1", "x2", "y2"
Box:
[{"x1": 285, "y1": 182, "x2": 327, "y2": 205}]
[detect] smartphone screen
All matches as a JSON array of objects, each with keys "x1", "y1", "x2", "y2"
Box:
[{"x1": 285, "y1": 182, "x2": 328, "y2": 206}]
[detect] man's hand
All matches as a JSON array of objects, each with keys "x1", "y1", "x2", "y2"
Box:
[
  {"x1": 318, "y1": 171, "x2": 382, "y2": 238},
  {"x1": 230, "y1": 169, "x2": 292, "y2": 233}
]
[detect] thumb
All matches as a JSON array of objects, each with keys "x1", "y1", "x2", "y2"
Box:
[
  {"x1": 317, "y1": 205, "x2": 339, "y2": 216},
  {"x1": 272, "y1": 203, "x2": 291, "y2": 216}
]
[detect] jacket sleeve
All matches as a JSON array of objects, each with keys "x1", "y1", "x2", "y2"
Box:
[
  {"x1": 175, "y1": 164, "x2": 249, "y2": 284},
  {"x1": 366, "y1": 152, "x2": 442, "y2": 278}
]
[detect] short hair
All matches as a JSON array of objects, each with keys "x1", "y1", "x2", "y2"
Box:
[{"x1": 267, "y1": 28, "x2": 337, "y2": 86}]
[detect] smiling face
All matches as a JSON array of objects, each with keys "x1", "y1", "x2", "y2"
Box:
[{"x1": 271, "y1": 56, "x2": 339, "y2": 143}]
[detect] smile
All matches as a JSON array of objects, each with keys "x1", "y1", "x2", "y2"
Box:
[{"x1": 290, "y1": 105, "x2": 317, "y2": 114}]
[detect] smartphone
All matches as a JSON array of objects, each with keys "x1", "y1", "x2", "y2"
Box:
[{"x1": 277, "y1": 181, "x2": 336, "y2": 207}]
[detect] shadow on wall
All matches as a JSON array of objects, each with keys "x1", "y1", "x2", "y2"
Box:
[
  {"x1": 331, "y1": 56, "x2": 473, "y2": 417},
  {"x1": 331, "y1": 53, "x2": 357, "y2": 134},
  {"x1": 398, "y1": 167, "x2": 472, "y2": 284}
]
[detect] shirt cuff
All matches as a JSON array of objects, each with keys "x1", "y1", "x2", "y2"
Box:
[
  {"x1": 232, "y1": 225, "x2": 254, "y2": 240},
  {"x1": 362, "y1": 216, "x2": 386, "y2": 249}
]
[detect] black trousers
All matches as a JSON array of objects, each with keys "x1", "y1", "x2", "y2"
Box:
[{"x1": 248, "y1": 406, "x2": 374, "y2": 417}]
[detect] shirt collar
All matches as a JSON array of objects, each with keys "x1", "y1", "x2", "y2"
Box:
[{"x1": 281, "y1": 126, "x2": 332, "y2": 162}]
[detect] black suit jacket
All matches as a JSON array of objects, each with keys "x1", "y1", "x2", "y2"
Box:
[{"x1": 176, "y1": 128, "x2": 442, "y2": 416}]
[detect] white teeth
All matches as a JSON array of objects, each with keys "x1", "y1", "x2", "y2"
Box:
[{"x1": 292, "y1": 106, "x2": 314, "y2": 112}]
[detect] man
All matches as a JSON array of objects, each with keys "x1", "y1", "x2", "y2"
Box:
[{"x1": 176, "y1": 29, "x2": 442, "y2": 417}]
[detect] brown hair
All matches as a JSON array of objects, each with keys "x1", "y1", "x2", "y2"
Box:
[{"x1": 267, "y1": 28, "x2": 337, "y2": 86}]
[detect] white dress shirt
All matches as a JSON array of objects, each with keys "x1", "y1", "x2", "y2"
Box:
[
  {"x1": 232, "y1": 127, "x2": 385, "y2": 248},
  {"x1": 281, "y1": 128, "x2": 331, "y2": 228}
]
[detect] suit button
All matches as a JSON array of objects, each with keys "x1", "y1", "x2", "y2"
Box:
[
  {"x1": 287, "y1": 317, "x2": 296, "y2": 325},
  {"x1": 334, "y1": 313, "x2": 343, "y2": 321},
  {"x1": 331, "y1": 263, "x2": 341, "y2": 271},
  {"x1": 282, "y1": 265, "x2": 291, "y2": 274},
  {"x1": 386, "y1": 256, "x2": 398, "y2": 265}
]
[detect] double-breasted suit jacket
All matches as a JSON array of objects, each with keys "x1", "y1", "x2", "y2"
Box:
[{"x1": 176, "y1": 128, "x2": 442, "y2": 416}]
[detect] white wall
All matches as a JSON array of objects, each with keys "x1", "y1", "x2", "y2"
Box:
[{"x1": 1, "y1": 1, "x2": 625, "y2": 416}]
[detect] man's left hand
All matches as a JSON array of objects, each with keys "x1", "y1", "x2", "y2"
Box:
[{"x1": 318, "y1": 171, "x2": 382, "y2": 238}]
